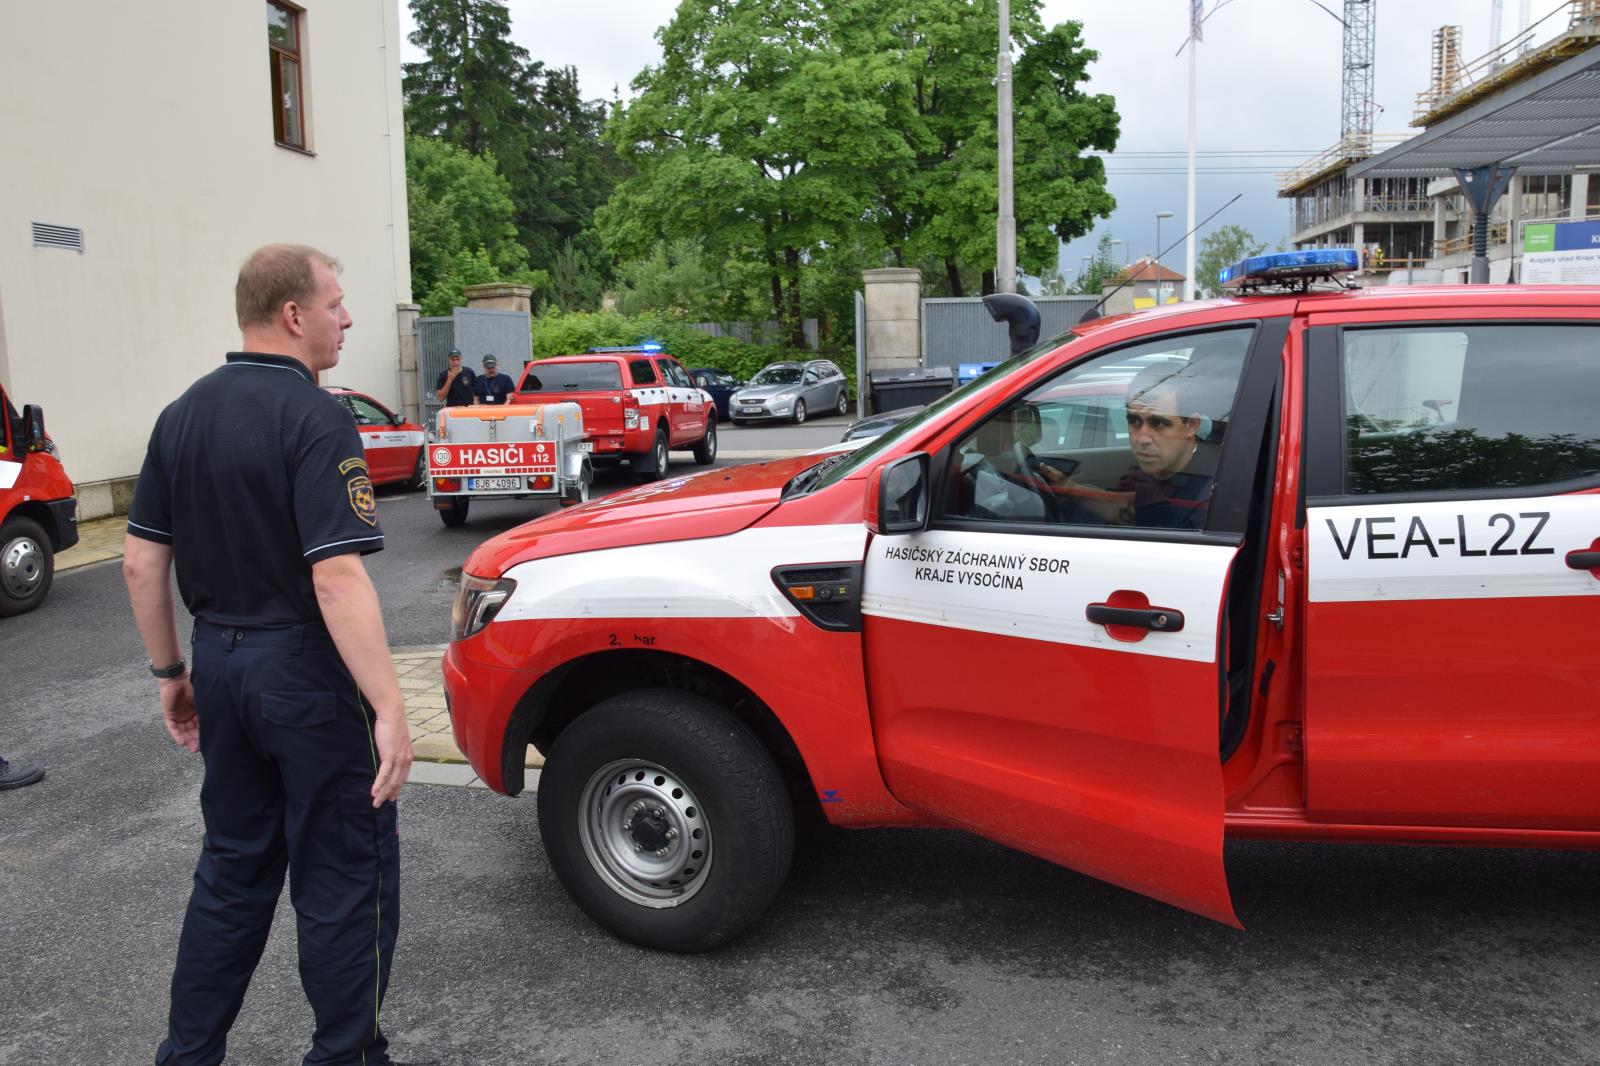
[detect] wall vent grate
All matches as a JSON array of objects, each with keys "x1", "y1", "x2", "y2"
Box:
[{"x1": 31, "y1": 222, "x2": 85, "y2": 253}]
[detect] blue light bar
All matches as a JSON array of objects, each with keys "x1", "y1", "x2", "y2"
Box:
[
  {"x1": 1219, "y1": 248, "x2": 1360, "y2": 290},
  {"x1": 587, "y1": 343, "x2": 665, "y2": 353}
]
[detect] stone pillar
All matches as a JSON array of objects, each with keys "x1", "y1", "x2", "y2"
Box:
[
  {"x1": 462, "y1": 283, "x2": 533, "y2": 313},
  {"x1": 862, "y1": 268, "x2": 921, "y2": 373},
  {"x1": 396, "y1": 302, "x2": 420, "y2": 423}
]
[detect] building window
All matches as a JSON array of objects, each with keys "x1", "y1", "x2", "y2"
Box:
[{"x1": 268, "y1": 1, "x2": 306, "y2": 149}]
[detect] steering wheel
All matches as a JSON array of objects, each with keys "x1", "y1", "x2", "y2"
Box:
[{"x1": 1011, "y1": 441, "x2": 1060, "y2": 520}]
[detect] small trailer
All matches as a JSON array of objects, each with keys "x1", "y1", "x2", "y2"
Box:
[{"x1": 427, "y1": 403, "x2": 593, "y2": 527}]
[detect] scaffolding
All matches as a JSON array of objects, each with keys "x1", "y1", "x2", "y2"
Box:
[{"x1": 1413, "y1": 1, "x2": 1600, "y2": 125}]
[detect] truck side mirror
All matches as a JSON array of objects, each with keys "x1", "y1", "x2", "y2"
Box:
[
  {"x1": 390, "y1": 411, "x2": 407, "y2": 427},
  {"x1": 866, "y1": 452, "x2": 929, "y2": 535},
  {"x1": 20, "y1": 405, "x2": 46, "y2": 451}
]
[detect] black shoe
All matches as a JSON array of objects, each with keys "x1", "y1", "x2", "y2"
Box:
[{"x1": 0, "y1": 759, "x2": 44, "y2": 791}]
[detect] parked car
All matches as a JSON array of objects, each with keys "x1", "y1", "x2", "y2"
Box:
[
  {"x1": 444, "y1": 250, "x2": 1600, "y2": 952},
  {"x1": 323, "y1": 387, "x2": 427, "y2": 489},
  {"x1": 730, "y1": 359, "x2": 849, "y2": 424},
  {"x1": 515, "y1": 347, "x2": 716, "y2": 478},
  {"x1": 0, "y1": 383, "x2": 76, "y2": 616},
  {"x1": 689, "y1": 367, "x2": 741, "y2": 420},
  {"x1": 841, "y1": 405, "x2": 924, "y2": 442}
]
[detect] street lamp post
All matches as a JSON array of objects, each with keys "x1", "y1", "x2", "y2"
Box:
[
  {"x1": 1111, "y1": 238, "x2": 1129, "y2": 266},
  {"x1": 996, "y1": 0, "x2": 1016, "y2": 293},
  {"x1": 1154, "y1": 211, "x2": 1175, "y2": 305}
]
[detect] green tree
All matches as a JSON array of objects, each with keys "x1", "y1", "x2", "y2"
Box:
[
  {"x1": 404, "y1": 135, "x2": 546, "y2": 314},
  {"x1": 600, "y1": 0, "x2": 905, "y2": 348},
  {"x1": 404, "y1": 1, "x2": 621, "y2": 268},
  {"x1": 1073, "y1": 232, "x2": 1122, "y2": 295},
  {"x1": 1195, "y1": 224, "x2": 1267, "y2": 298},
  {"x1": 847, "y1": 2, "x2": 1119, "y2": 295}
]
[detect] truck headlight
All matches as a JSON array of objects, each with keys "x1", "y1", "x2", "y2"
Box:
[{"x1": 451, "y1": 573, "x2": 517, "y2": 641}]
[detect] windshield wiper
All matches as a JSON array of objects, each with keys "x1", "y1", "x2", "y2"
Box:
[{"x1": 783, "y1": 451, "x2": 852, "y2": 499}]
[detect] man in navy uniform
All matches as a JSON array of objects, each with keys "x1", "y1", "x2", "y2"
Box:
[
  {"x1": 432, "y1": 348, "x2": 475, "y2": 407},
  {"x1": 123, "y1": 244, "x2": 416, "y2": 1065},
  {"x1": 471, "y1": 353, "x2": 514, "y2": 405}
]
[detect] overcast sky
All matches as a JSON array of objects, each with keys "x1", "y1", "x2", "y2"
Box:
[{"x1": 403, "y1": 0, "x2": 1540, "y2": 285}]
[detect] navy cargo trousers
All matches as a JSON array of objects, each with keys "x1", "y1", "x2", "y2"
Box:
[{"x1": 156, "y1": 621, "x2": 399, "y2": 1066}]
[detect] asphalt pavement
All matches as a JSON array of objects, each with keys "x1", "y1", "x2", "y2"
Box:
[{"x1": 2, "y1": 414, "x2": 1598, "y2": 1064}]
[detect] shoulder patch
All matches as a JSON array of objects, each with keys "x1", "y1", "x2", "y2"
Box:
[
  {"x1": 339, "y1": 457, "x2": 369, "y2": 476},
  {"x1": 347, "y1": 474, "x2": 377, "y2": 526}
]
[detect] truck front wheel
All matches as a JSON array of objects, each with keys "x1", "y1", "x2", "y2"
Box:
[
  {"x1": 537, "y1": 689, "x2": 795, "y2": 952},
  {"x1": 0, "y1": 516, "x2": 54, "y2": 617}
]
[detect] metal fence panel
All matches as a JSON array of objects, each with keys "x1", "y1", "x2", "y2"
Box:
[
  {"x1": 417, "y1": 317, "x2": 455, "y2": 431},
  {"x1": 920, "y1": 296, "x2": 1098, "y2": 368}
]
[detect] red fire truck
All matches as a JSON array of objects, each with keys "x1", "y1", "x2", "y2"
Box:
[
  {"x1": 442, "y1": 251, "x2": 1600, "y2": 950},
  {"x1": 1, "y1": 383, "x2": 77, "y2": 616}
]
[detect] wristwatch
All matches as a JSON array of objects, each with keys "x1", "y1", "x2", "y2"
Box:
[{"x1": 150, "y1": 659, "x2": 187, "y2": 679}]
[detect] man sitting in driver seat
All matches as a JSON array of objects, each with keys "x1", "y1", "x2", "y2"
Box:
[{"x1": 1036, "y1": 361, "x2": 1218, "y2": 530}]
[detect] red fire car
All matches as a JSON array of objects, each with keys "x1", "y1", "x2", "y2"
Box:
[
  {"x1": 322, "y1": 386, "x2": 426, "y2": 489},
  {"x1": 443, "y1": 252, "x2": 1600, "y2": 951},
  {"x1": 1, "y1": 382, "x2": 77, "y2": 616}
]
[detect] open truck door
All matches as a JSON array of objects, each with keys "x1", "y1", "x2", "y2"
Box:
[{"x1": 860, "y1": 318, "x2": 1287, "y2": 925}]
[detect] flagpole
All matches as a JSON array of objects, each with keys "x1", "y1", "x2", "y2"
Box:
[{"x1": 1185, "y1": 3, "x2": 1199, "y2": 301}]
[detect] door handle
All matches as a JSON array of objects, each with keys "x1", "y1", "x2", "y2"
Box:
[
  {"x1": 1566, "y1": 550, "x2": 1600, "y2": 571},
  {"x1": 1086, "y1": 603, "x2": 1185, "y2": 632}
]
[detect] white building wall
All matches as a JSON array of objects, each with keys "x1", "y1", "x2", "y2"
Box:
[{"x1": 0, "y1": 0, "x2": 411, "y2": 506}]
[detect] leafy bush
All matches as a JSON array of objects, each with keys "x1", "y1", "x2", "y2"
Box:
[{"x1": 531, "y1": 310, "x2": 810, "y2": 384}]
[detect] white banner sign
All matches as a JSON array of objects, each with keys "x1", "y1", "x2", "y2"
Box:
[{"x1": 1521, "y1": 248, "x2": 1600, "y2": 285}]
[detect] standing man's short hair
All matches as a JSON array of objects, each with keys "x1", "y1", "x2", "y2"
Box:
[{"x1": 235, "y1": 244, "x2": 342, "y2": 330}]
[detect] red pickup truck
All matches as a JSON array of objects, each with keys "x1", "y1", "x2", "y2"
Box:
[
  {"x1": 448, "y1": 255, "x2": 1600, "y2": 951},
  {"x1": 1, "y1": 383, "x2": 77, "y2": 616},
  {"x1": 513, "y1": 347, "x2": 717, "y2": 478}
]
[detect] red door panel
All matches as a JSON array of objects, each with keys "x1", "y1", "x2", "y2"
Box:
[{"x1": 862, "y1": 528, "x2": 1240, "y2": 926}]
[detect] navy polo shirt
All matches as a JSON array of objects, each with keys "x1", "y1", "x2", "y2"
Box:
[
  {"x1": 127, "y1": 352, "x2": 384, "y2": 627},
  {"x1": 473, "y1": 372, "x2": 514, "y2": 405}
]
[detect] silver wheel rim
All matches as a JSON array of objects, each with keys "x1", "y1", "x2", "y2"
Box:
[
  {"x1": 794, "y1": 401, "x2": 806, "y2": 424},
  {"x1": 578, "y1": 758, "x2": 713, "y2": 908},
  {"x1": 2, "y1": 536, "x2": 44, "y2": 599},
  {"x1": 705, "y1": 423, "x2": 717, "y2": 460},
  {"x1": 656, "y1": 435, "x2": 668, "y2": 474},
  {"x1": 837, "y1": 391, "x2": 848, "y2": 415}
]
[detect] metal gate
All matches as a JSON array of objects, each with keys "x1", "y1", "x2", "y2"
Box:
[
  {"x1": 920, "y1": 296, "x2": 1097, "y2": 370},
  {"x1": 417, "y1": 307, "x2": 532, "y2": 431}
]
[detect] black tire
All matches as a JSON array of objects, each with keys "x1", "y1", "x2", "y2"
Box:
[
  {"x1": 438, "y1": 497, "x2": 469, "y2": 527},
  {"x1": 637, "y1": 427, "x2": 669, "y2": 482},
  {"x1": 537, "y1": 689, "x2": 795, "y2": 952},
  {"x1": 691, "y1": 417, "x2": 717, "y2": 465},
  {"x1": 0, "y1": 516, "x2": 54, "y2": 618},
  {"x1": 836, "y1": 389, "x2": 849, "y2": 416},
  {"x1": 792, "y1": 399, "x2": 807, "y2": 425},
  {"x1": 408, "y1": 451, "x2": 427, "y2": 491}
]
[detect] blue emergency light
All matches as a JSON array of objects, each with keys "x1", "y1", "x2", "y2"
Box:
[
  {"x1": 1219, "y1": 248, "x2": 1360, "y2": 291},
  {"x1": 587, "y1": 343, "x2": 665, "y2": 353}
]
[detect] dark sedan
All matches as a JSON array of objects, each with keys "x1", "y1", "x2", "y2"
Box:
[{"x1": 689, "y1": 367, "x2": 741, "y2": 420}]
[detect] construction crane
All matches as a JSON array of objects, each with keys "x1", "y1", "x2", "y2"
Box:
[{"x1": 1341, "y1": 0, "x2": 1378, "y2": 153}]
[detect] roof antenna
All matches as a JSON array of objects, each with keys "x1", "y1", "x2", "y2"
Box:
[{"x1": 1078, "y1": 193, "x2": 1243, "y2": 324}]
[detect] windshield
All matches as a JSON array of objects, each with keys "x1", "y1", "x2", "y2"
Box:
[
  {"x1": 521, "y1": 360, "x2": 623, "y2": 392},
  {"x1": 805, "y1": 329, "x2": 1086, "y2": 494},
  {"x1": 750, "y1": 366, "x2": 802, "y2": 386}
]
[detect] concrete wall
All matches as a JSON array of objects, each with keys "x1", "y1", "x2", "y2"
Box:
[{"x1": 0, "y1": 0, "x2": 410, "y2": 513}]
